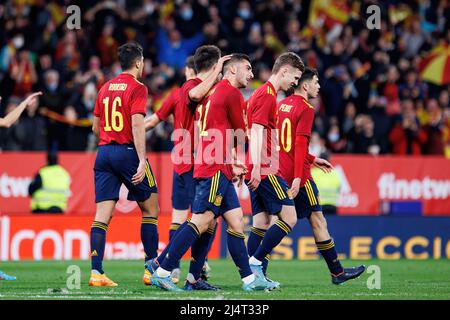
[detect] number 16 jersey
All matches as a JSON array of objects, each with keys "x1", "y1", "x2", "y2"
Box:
[{"x1": 94, "y1": 73, "x2": 148, "y2": 146}]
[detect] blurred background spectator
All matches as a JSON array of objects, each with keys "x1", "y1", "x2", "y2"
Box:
[{"x1": 0, "y1": 0, "x2": 448, "y2": 157}]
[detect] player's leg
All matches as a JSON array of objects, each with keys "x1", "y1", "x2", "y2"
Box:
[
  {"x1": 169, "y1": 170, "x2": 193, "y2": 282},
  {"x1": 137, "y1": 192, "x2": 160, "y2": 285},
  {"x1": 248, "y1": 175, "x2": 296, "y2": 283},
  {"x1": 89, "y1": 146, "x2": 120, "y2": 287},
  {"x1": 200, "y1": 221, "x2": 217, "y2": 281},
  {"x1": 116, "y1": 148, "x2": 159, "y2": 284},
  {"x1": 152, "y1": 211, "x2": 213, "y2": 291},
  {"x1": 138, "y1": 192, "x2": 159, "y2": 262},
  {"x1": 248, "y1": 210, "x2": 270, "y2": 274},
  {"x1": 183, "y1": 218, "x2": 220, "y2": 291},
  {"x1": 305, "y1": 180, "x2": 365, "y2": 284},
  {"x1": 90, "y1": 200, "x2": 116, "y2": 276},
  {"x1": 184, "y1": 173, "x2": 244, "y2": 290},
  {"x1": 151, "y1": 176, "x2": 218, "y2": 291},
  {"x1": 223, "y1": 206, "x2": 271, "y2": 291}
]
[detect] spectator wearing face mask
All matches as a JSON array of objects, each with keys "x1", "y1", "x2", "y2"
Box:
[
  {"x1": 64, "y1": 82, "x2": 98, "y2": 151},
  {"x1": 326, "y1": 123, "x2": 346, "y2": 153},
  {"x1": 309, "y1": 131, "x2": 327, "y2": 157},
  {"x1": 39, "y1": 69, "x2": 70, "y2": 150},
  {"x1": 174, "y1": 1, "x2": 209, "y2": 38}
]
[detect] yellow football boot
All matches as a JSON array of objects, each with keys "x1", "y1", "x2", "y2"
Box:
[
  {"x1": 88, "y1": 273, "x2": 118, "y2": 287},
  {"x1": 143, "y1": 269, "x2": 152, "y2": 285}
]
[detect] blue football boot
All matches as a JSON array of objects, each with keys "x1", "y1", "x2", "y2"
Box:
[
  {"x1": 183, "y1": 279, "x2": 220, "y2": 291},
  {"x1": 332, "y1": 265, "x2": 366, "y2": 285}
]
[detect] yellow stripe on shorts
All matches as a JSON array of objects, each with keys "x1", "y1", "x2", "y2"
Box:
[
  {"x1": 305, "y1": 180, "x2": 317, "y2": 205},
  {"x1": 268, "y1": 175, "x2": 286, "y2": 200},
  {"x1": 209, "y1": 171, "x2": 220, "y2": 203},
  {"x1": 145, "y1": 161, "x2": 155, "y2": 187}
]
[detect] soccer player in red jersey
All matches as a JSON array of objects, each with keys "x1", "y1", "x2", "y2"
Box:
[
  {"x1": 89, "y1": 43, "x2": 159, "y2": 287},
  {"x1": 144, "y1": 47, "x2": 231, "y2": 285},
  {"x1": 245, "y1": 52, "x2": 304, "y2": 288},
  {"x1": 143, "y1": 55, "x2": 197, "y2": 284},
  {"x1": 150, "y1": 54, "x2": 271, "y2": 291},
  {"x1": 277, "y1": 67, "x2": 365, "y2": 285}
]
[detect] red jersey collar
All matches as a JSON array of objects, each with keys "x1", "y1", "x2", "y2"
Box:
[{"x1": 266, "y1": 80, "x2": 276, "y2": 93}]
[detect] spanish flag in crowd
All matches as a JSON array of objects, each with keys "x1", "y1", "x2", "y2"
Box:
[
  {"x1": 308, "y1": 0, "x2": 351, "y2": 30},
  {"x1": 419, "y1": 42, "x2": 450, "y2": 86}
]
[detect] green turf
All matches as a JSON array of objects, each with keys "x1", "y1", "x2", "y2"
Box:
[{"x1": 0, "y1": 259, "x2": 449, "y2": 300}]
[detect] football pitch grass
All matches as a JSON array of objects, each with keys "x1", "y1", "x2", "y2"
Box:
[{"x1": 0, "y1": 259, "x2": 449, "y2": 300}]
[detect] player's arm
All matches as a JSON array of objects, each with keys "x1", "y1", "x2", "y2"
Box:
[
  {"x1": 0, "y1": 92, "x2": 42, "y2": 128},
  {"x1": 92, "y1": 116, "x2": 100, "y2": 138},
  {"x1": 145, "y1": 89, "x2": 177, "y2": 131},
  {"x1": 248, "y1": 123, "x2": 264, "y2": 191},
  {"x1": 188, "y1": 55, "x2": 232, "y2": 102},
  {"x1": 131, "y1": 85, "x2": 149, "y2": 185},
  {"x1": 229, "y1": 92, "x2": 247, "y2": 185},
  {"x1": 312, "y1": 156, "x2": 333, "y2": 173},
  {"x1": 291, "y1": 108, "x2": 315, "y2": 198},
  {"x1": 248, "y1": 95, "x2": 272, "y2": 191},
  {"x1": 144, "y1": 113, "x2": 161, "y2": 131},
  {"x1": 132, "y1": 113, "x2": 147, "y2": 185}
]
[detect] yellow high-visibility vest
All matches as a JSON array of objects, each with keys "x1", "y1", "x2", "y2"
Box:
[
  {"x1": 30, "y1": 165, "x2": 71, "y2": 211},
  {"x1": 311, "y1": 167, "x2": 341, "y2": 206}
]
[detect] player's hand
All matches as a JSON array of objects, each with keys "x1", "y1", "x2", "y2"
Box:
[
  {"x1": 232, "y1": 163, "x2": 247, "y2": 187},
  {"x1": 313, "y1": 157, "x2": 333, "y2": 173},
  {"x1": 215, "y1": 55, "x2": 232, "y2": 73},
  {"x1": 22, "y1": 91, "x2": 42, "y2": 107},
  {"x1": 132, "y1": 161, "x2": 146, "y2": 185},
  {"x1": 247, "y1": 166, "x2": 261, "y2": 191},
  {"x1": 289, "y1": 177, "x2": 301, "y2": 199}
]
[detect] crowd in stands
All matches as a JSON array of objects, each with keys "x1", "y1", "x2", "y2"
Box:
[{"x1": 0, "y1": 0, "x2": 449, "y2": 157}]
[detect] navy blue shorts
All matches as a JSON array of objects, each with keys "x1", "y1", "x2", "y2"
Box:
[
  {"x1": 172, "y1": 170, "x2": 195, "y2": 210},
  {"x1": 191, "y1": 171, "x2": 241, "y2": 217},
  {"x1": 294, "y1": 179, "x2": 322, "y2": 219},
  {"x1": 247, "y1": 174, "x2": 294, "y2": 216},
  {"x1": 94, "y1": 144, "x2": 157, "y2": 203}
]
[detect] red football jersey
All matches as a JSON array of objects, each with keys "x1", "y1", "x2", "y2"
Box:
[
  {"x1": 155, "y1": 87, "x2": 180, "y2": 122},
  {"x1": 245, "y1": 81, "x2": 279, "y2": 179},
  {"x1": 194, "y1": 79, "x2": 246, "y2": 181},
  {"x1": 277, "y1": 94, "x2": 315, "y2": 187},
  {"x1": 94, "y1": 73, "x2": 147, "y2": 146},
  {"x1": 165, "y1": 78, "x2": 202, "y2": 175}
]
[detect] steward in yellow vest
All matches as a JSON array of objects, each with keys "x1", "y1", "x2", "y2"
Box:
[
  {"x1": 311, "y1": 165, "x2": 341, "y2": 214},
  {"x1": 29, "y1": 152, "x2": 71, "y2": 213}
]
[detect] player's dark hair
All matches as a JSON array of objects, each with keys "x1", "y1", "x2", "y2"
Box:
[
  {"x1": 272, "y1": 52, "x2": 305, "y2": 74},
  {"x1": 118, "y1": 42, "x2": 143, "y2": 70},
  {"x1": 194, "y1": 45, "x2": 221, "y2": 73},
  {"x1": 223, "y1": 53, "x2": 251, "y2": 73},
  {"x1": 185, "y1": 56, "x2": 196, "y2": 72},
  {"x1": 295, "y1": 67, "x2": 318, "y2": 89}
]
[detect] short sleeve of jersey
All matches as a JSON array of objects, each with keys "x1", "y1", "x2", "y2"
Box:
[
  {"x1": 296, "y1": 107, "x2": 315, "y2": 137},
  {"x1": 130, "y1": 84, "x2": 148, "y2": 116},
  {"x1": 251, "y1": 94, "x2": 275, "y2": 127},
  {"x1": 156, "y1": 89, "x2": 177, "y2": 121},
  {"x1": 179, "y1": 79, "x2": 199, "y2": 111}
]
